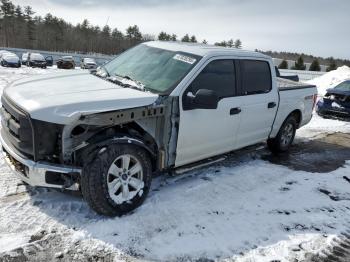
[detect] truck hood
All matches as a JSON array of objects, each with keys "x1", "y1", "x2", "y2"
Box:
[{"x1": 3, "y1": 71, "x2": 159, "y2": 124}]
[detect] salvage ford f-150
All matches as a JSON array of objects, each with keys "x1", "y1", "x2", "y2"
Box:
[{"x1": 0, "y1": 42, "x2": 317, "y2": 216}]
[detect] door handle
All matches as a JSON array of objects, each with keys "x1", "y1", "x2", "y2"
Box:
[
  {"x1": 230, "y1": 107, "x2": 241, "y2": 115},
  {"x1": 268, "y1": 102, "x2": 277, "y2": 108}
]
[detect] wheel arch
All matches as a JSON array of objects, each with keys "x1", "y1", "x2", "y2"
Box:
[
  {"x1": 75, "y1": 122, "x2": 159, "y2": 171},
  {"x1": 289, "y1": 109, "x2": 302, "y2": 128},
  {"x1": 269, "y1": 108, "x2": 303, "y2": 139}
]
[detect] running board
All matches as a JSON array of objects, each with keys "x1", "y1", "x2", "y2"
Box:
[{"x1": 174, "y1": 157, "x2": 226, "y2": 175}]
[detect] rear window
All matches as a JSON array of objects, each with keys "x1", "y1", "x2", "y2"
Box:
[{"x1": 241, "y1": 60, "x2": 272, "y2": 95}]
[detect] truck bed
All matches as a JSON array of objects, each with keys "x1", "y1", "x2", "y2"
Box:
[{"x1": 277, "y1": 77, "x2": 316, "y2": 91}]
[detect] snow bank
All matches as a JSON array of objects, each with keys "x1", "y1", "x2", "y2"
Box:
[{"x1": 307, "y1": 66, "x2": 350, "y2": 96}]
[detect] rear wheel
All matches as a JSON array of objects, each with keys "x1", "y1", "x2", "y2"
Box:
[
  {"x1": 267, "y1": 115, "x2": 297, "y2": 153},
  {"x1": 81, "y1": 144, "x2": 152, "y2": 216}
]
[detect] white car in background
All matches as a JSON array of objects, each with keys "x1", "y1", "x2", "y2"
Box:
[
  {"x1": 21, "y1": 53, "x2": 29, "y2": 65},
  {"x1": 81, "y1": 58, "x2": 98, "y2": 69}
]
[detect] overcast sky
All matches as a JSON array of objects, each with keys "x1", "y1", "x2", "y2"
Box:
[{"x1": 12, "y1": 0, "x2": 350, "y2": 59}]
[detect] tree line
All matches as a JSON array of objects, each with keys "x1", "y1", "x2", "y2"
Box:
[
  {"x1": 0, "y1": 0, "x2": 144, "y2": 54},
  {"x1": 277, "y1": 56, "x2": 338, "y2": 72},
  {"x1": 260, "y1": 49, "x2": 349, "y2": 71},
  {"x1": 0, "y1": 0, "x2": 243, "y2": 55}
]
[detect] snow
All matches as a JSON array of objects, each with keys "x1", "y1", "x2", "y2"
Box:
[
  {"x1": 0, "y1": 66, "x2": 349, "y2": 261},
  {"x1": 0, "y1": 233, "x2": 30, "y2": 253},
  {"x1": 307, "y1": 65, "x2": 350, "y2": 96},
  {"x1": 296, "y1": 114, "x2": 350, "y2": 139}
]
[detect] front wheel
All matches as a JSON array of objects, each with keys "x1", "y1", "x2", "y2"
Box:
[
  {"x1": 81, "y1": 144, "x2": 152, "y2": 216},
  {"x1": 267, "y1": 115, "x2": 297, "y2": 153}
]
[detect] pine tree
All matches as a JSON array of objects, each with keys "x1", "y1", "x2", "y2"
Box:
[
  {"x1": 215, "y1": 41, "x2": 227, "y2": 47},
  {"x1": 112, "y1": 28, "x2": 123, "y2": 39},
  {"x1": 170, "y1": 34, "x2": 177, "y2": 41},
  {"x1": 126, "y1": 25, "x2": 142, "y2": 40},
  {"x1": 227, "y1": 39, "x2": 233, "y2": 47},
  {"x1": 190, "y1": 35, "x2": 197, "y2": 43},
  {"x1": 309, "y1": 59, "x2": 321, "y2": 71},
  {"x1": 1, "y1": 0, "x2": 15, "y2": 46},
  {"x1": 23, "y1": 5, "x2": 35, "y2": 48},
  {"x1": 292, "y1": 56, "x2": 306, "y2": 70},
  {"x1": 181, "y1": 34, "x2": 190, "y2": 42},
  {"x1": 158, "y1": 31, "x2": 171, "y2": 41},
  {"x1": 234, "y1": 39, "x2": 242, "y2": 48},
  {"x1": 326, "y1": 57, "x2": 337, "y2": 72},
  {"x1": 202, "y1": 39, "x2": 208, "y2": 44},
  {"x1": 278, "y1": 60, "x2": 288, "y2": 69}
]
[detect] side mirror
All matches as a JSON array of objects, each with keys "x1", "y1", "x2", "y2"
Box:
[{"x1": 186, "y1": 89, "x2": 219, "y2": 110}]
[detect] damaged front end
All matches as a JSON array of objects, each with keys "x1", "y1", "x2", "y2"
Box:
[
  {"x1": 317, "y1": 91, "x2": 350, "y2": 120},
  {"x1": 0, "y1": 95, "x2": 81, "y2": 190},
  {"x1": 1, "y1": 90, "x2": 180, "y2": 190},
  {"x1": 62, "y1": 96, "x2": 180, "y2": 175}
]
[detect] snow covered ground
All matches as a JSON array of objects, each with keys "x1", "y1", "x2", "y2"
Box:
[{"x1": 0, "y1": 66, "x2": 350, "y2": 261}]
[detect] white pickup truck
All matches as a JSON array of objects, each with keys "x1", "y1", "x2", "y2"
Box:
[{"x1": 0, "y1": 42, "x2": 317, "y2": 216}]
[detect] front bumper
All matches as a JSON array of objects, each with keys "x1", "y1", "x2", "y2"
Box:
[
  {"x1": 316, "y1": 101, "x2": 350, "y2": 120},
  {"x1": 30, "y1": 62, "x2": 46, "y2": 67},
  {"x1": 0, "y1": 130, "x2": 81, "y2": 190},
  {"x1": 2, "y1": 62, "x2": 20, "y2": 67}
]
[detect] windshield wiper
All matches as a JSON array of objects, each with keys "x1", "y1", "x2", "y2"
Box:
[
  {"x1": 92, "y1": 65, "x2": 110, "y2": 78},
  {"x1": 113, "y1": 74, "x2": 145, "y2": 91}
]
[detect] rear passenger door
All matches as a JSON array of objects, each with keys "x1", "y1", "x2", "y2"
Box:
[{"x1": 235, "y1": 59, "x2": 278, "y2": 148}]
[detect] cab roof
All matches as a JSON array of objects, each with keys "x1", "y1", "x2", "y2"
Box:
[{"x1": 144, "y1": 41, "x2": 270, "y2": 59}]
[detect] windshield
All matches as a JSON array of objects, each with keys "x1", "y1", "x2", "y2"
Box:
[
  {"x1": 31, "y1": 53, "x2": 44, "y2": 60},
  {"x1": 103, "y1": 44, "x2": 201, "y2": 93},
  {"x1": 334, "y1": 81, "x2": 350, "y2": 91},
  {"x1": 62, "y1": 56, "x2": 73, "y2": 60},
  {"x1": 4, "y1": 54, "x2": 18, "y2": 59},
  {"x1": 85, "y1": 58, "x2": 96, "y2": 63}
]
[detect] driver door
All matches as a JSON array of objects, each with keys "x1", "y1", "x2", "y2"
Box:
[{"x1": 175, "y1": 59, "x2": 242, "y2": 167}]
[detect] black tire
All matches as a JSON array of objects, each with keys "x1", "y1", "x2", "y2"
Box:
[
  {"x1": 81, "y1": 144, "x2": 152, "y2": 216},
  {"x1": 267, "y1": 115, "x2": 297, "y2": 153}
]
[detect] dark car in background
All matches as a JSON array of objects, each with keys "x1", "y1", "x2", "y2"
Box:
[
  {"x1": 0, "y1": 53, "x2": 21, "y2": 68},
  {"x1": 316, "y1": 80, "x2": 350, "y2": 120},
  {"x1": 57, "y1": 56, "x2": 75, "y2": 69},
  {"x1": 27, "y1": 53, "x2": 47, "y2": 68},
  {"x1": 80, "y1": 57, "x2": 97, "y2": 69},
  {"x1": 45, "y1": 56, "x2": 53, "y2": 67}
]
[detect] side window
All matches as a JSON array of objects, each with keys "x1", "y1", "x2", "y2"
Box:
[
  {"x1": 188, "y1": 60, "x2": 236, "y2": 98},
  {"x1": 241, "y1": 60, "x2": 272, "y2": 95}
]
